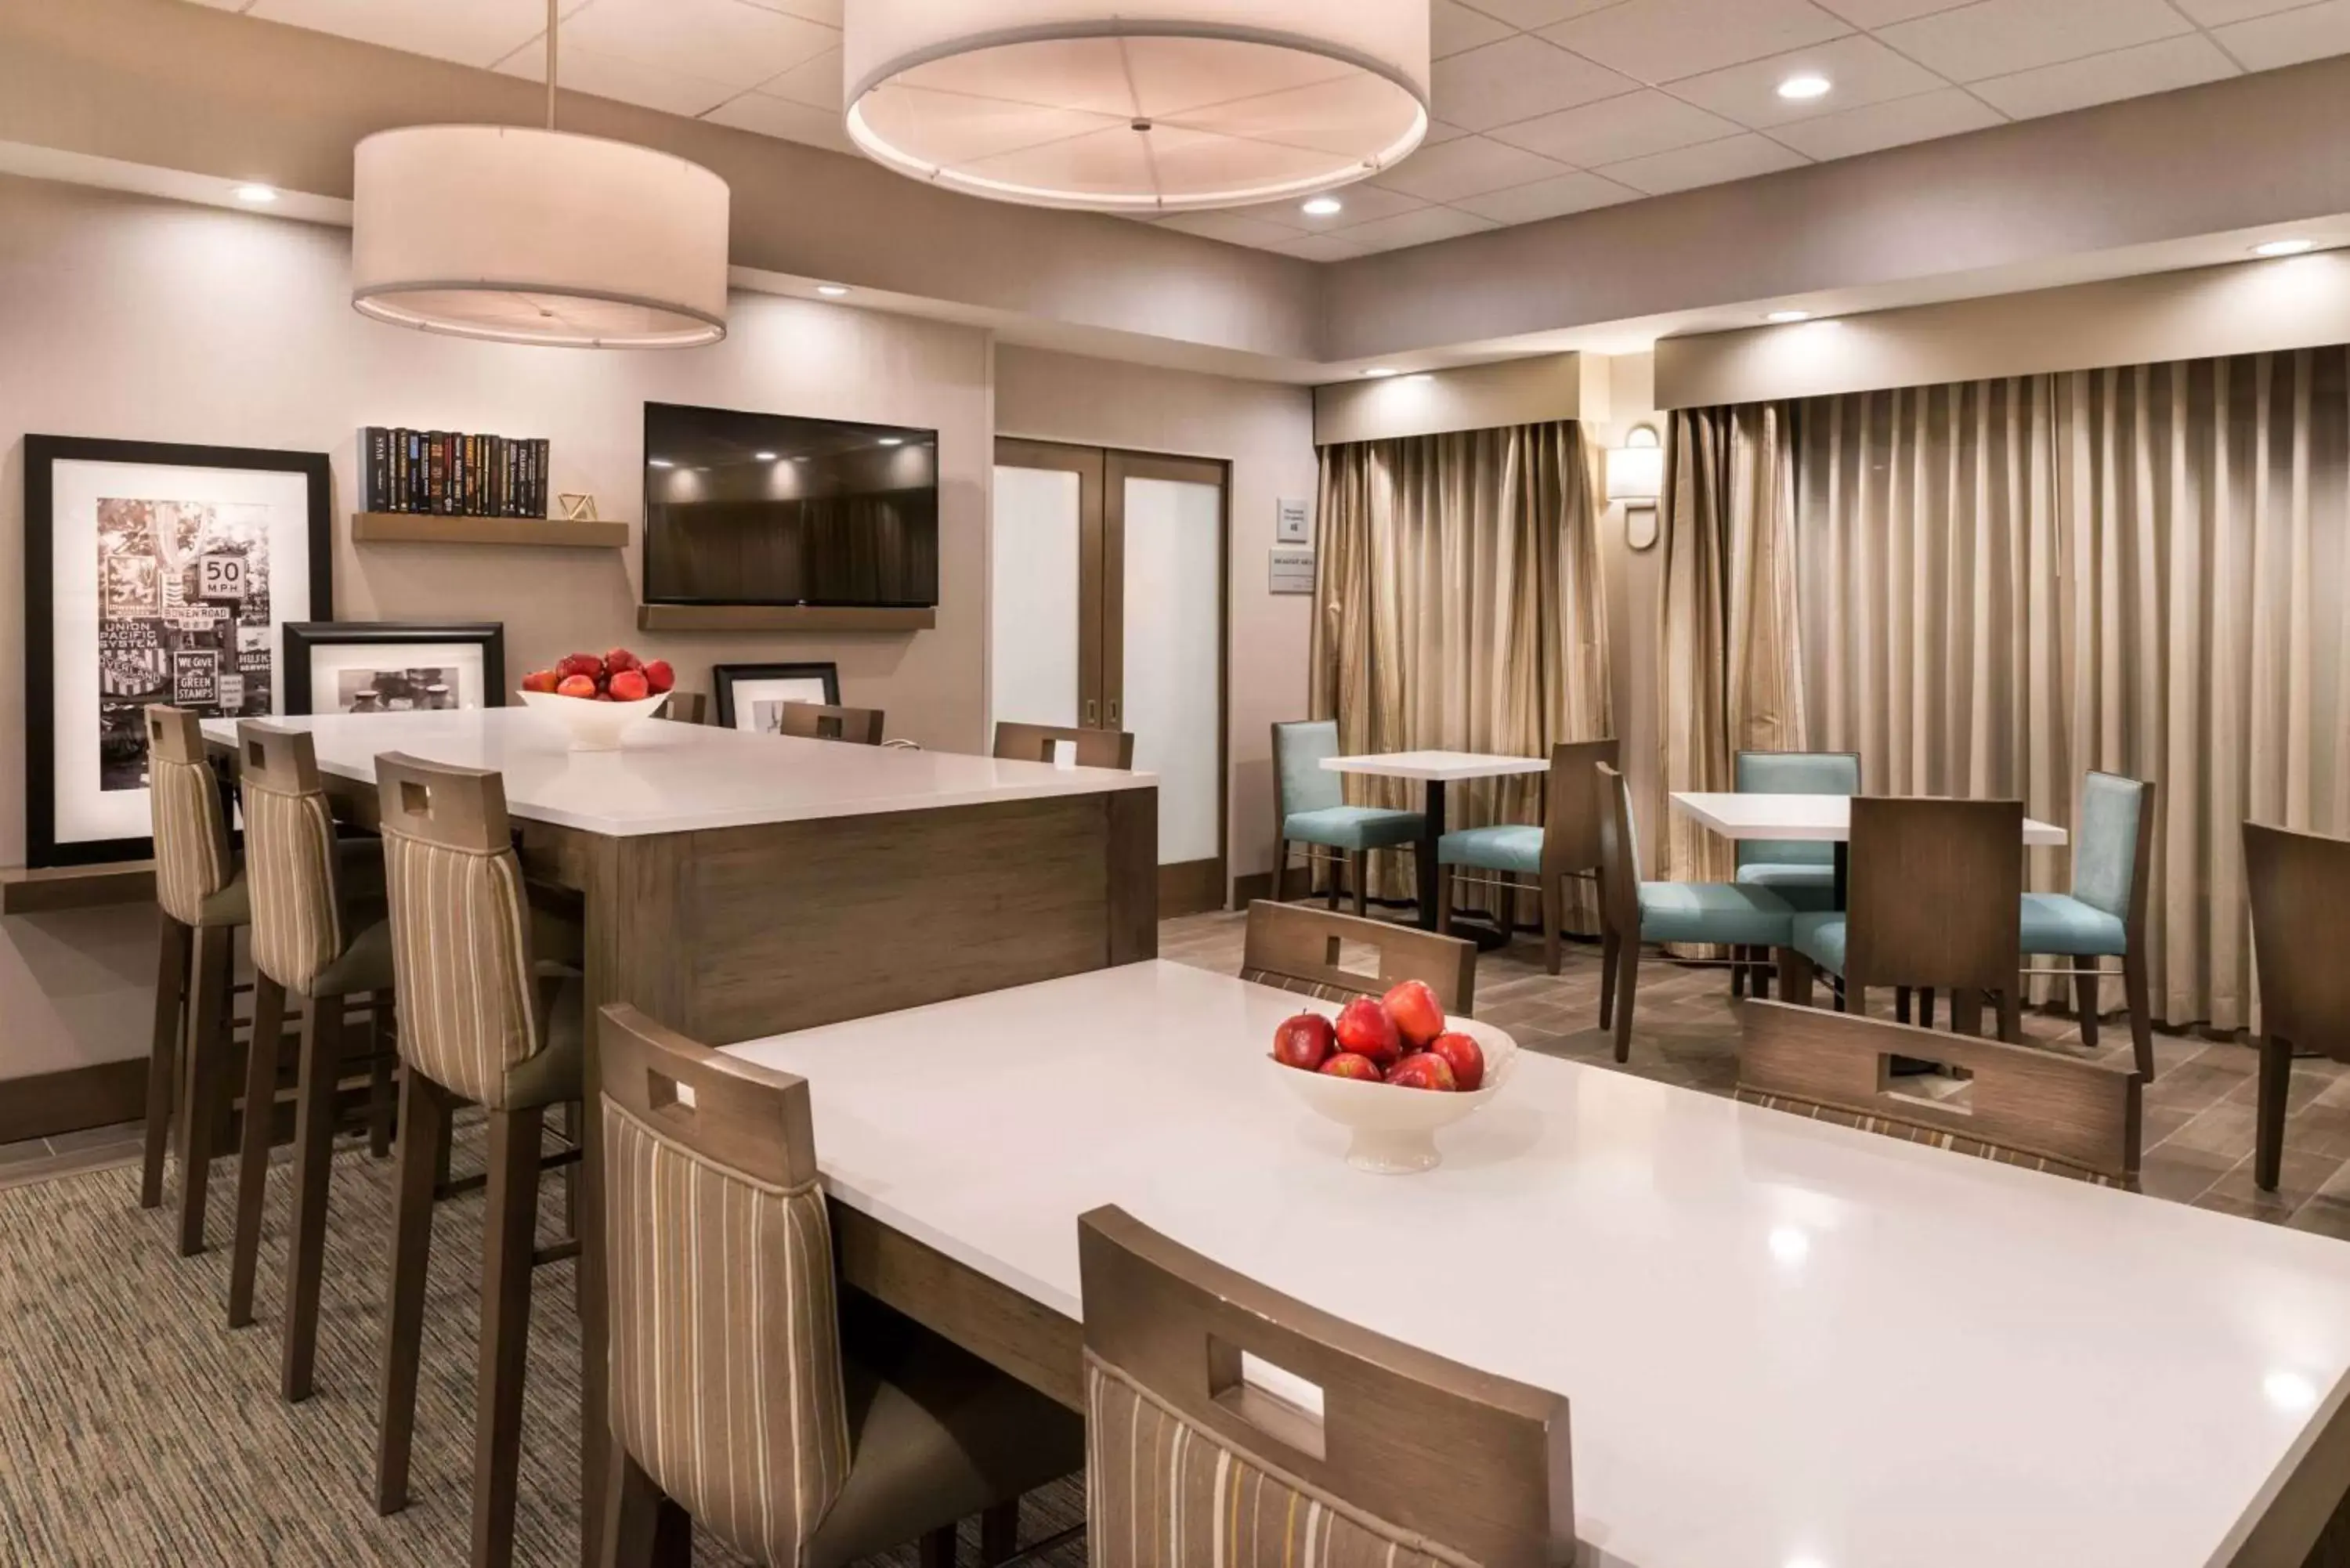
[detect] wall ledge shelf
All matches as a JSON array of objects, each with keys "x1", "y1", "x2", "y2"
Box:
[
  {"x1": 352, "y1": 512, "x2": 631, "y2": 548},
  {"x1": 2, "y1": 860, "x2": 156, "y2": 914},
  {"x1": 635, "y1": 604, "x2": 936, "y2": 634}
]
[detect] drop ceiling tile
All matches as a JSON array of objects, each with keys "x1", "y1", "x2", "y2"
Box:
[
  {"x1": 1279, "y1": 183, "x2": 1432, "y2": 229},
  {"x1": 1339, "y1": 206, "x2": 1502, "y2": 252},
  {"x1": 248, "y1": 0, "x2": 559, "y2": 66},
  {"x1": 1766, "y1": 85, "x2": 2004, "y2": 157},
  {"x1": 757, "y1": 45, "x2": 841, "y2": 110},
  {"x1": 1422, "y1": 119, "x2": 1474, "y2": 146},
  {"x1": 1811, "y1": 0, "x2": 1971, "y2": 21},
  {"x1": 2172, "y1": 0, "x2": 2321, "y2": 21},
  {"x1": 1434, "y1": 0, "x2": 1517, "y2": 58},
  {"x1": 1371, "y1": 135, "x2": 1574, "y2": 200},
  {"x1": 1268, "y1": 232, "x2": 1374, "y2": 262},
  {"x1": 702, "y1": 89, "x2": 855, "y2": 150},
  {"x1": 2214, "y1": 0, "x2": 2350, "y2": 69},
  {"x1": 1971, "y1": 33, "x2": 2237, "y2": 118},
  {"x1": 1153, "y1": 210, "x2": 1314, "y2": 247},
  {"x1": 1875, "y1": 0, "x2": 2193, "y2": 83},
  {"x1": 499, "y1": 42, "x2": 740, "y2": 116},
  {"x1": 1594, "y1": 131, "x2": 1810, "y2": 193},
  {"x1": 1540, "y1": 0, "x2": 1854, "y2": 84},
  {"x1": 1488, "y1": 89, "x2": 1744, "y2": 165},
  {"x1": 1429, "y1": 34, "x2": 1640, "y2": 131},
  {"x1": 560, "y1": 0, "x2": 836, "y2": 92},
  {"x1": 1452, "y1": 168, "x2": 1643, "y2": 221},
  {"x1": 1670, "y1": 34, "x2": 1949, "y2": 128},
  {"x1": 1453, "y1": 0, "x2": 1625, "y2": 25},
  {"x1": 739, "y1": 0, "x2": 839, "y2": 23}
]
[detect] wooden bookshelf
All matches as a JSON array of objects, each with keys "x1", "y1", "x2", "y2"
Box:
[
  {"x1": 351, "y1": 512, "x2": 630, "y2": 548},
  {"x1": 635, "y1": 604, "x2": 937, "y2": 634}
]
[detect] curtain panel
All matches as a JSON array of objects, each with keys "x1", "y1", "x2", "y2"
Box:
[{"x1": 1310, "y1": 422, "x2": 1611, "y2": 919}]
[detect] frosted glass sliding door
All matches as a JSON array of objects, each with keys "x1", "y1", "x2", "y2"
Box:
[
  {"x1": 1118, "y1": 467, "x2": 1224, "y2": 894},
  {"x1": 990, "y1": 461, "x2": 1086, "y2": 729}
]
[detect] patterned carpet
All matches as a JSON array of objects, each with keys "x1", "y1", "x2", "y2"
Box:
[{"x1": 0, "y1": 1128, "x2": 1086, "y2": 1567}]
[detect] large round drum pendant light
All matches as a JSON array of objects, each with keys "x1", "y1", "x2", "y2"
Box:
[
  {"x1": 842, "y1": 2, "x2": 1430, "y2": 213},
  {"x1": 349, "y1": 1, "x2": 729, "y2": 348}
]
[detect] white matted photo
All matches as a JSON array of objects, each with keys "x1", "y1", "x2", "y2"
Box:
[
  {"x1": 712, "y1": 662, "x2": 841, "y2": 733},
  {"x1": 283, "y1": 623, "x2": 505, "y2": 717}
]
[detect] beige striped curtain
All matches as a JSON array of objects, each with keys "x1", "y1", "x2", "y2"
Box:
[
  {"x1": 1311, "y1": 421, "x2": 1611, "y2": 917},
  {"x1": 1658, "y1": 403, "x2": 1807, "y2": 885}
]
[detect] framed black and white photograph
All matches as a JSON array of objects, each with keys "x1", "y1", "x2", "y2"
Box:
[
  {"x1": 24, "y1": 435, "x2": 332, "y2": 867},
  {"x1": 712, "y1": 661, "x2": 841, "y2": 733},
  {"x1": 284, "y1": 622, "x2": 505, "y2": 717}
]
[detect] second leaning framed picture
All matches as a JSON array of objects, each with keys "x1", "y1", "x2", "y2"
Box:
[
  {"x1": 284, "y1": 622, "x2": 506, "y2": 716},
  {"x1": 713, "y1": 661, "x2": 841, "y2": 733}
]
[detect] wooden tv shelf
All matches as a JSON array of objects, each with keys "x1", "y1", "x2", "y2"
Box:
[
  {"x1": 635, "y1": 604, "x2": 936, "y2": 634},
  {"x1": 352, "y1": 511, "x2": 631, "y2": 548}
]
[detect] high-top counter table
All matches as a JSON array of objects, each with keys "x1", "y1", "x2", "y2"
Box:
[{"x1": 201, "y1": 706, "x2": 1157, "y2": 1560}]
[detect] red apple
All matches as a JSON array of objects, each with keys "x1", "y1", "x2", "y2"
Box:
[
  {"x1": 1271, "y1": 1012, "x2": 1336, "y2": 1072},
  {"x1": 520, "y1": 669, "x2": 559, "y2": 695},
  {"x1": 1385, "y1": 1052, "x2": 1458, "y2": 1092},
  {"x1": 604, "y1": 646, "x2": 641, "y2": 675},
  {"x1": 1318, "y1": 1052, "x2": 1383, "y2": 1082},
  {"x1": 1333, "y1": 996, "x2": 1402, "y2": 1067},
  {"x1": 608, "y1": 668, "x2": 650, "y2": 703},
  {"x1": 555, "y1": 674, "x2": 597, "y2": 699},
  {"x1": 557, "y1": 652, "x2": 604, "y2": 682},
  {"x1": 1426, "y1": 1031, "x2": 1485, "y2": 1093},
  {"x1": 1382, "y1": 979, "x2": 1446, "y2": 1050},
  {"x1": 642, "y1": 659, "x2": 676, "y2": 695}
]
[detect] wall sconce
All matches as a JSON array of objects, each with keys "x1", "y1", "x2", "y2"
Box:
[{"x1": 1607, "y1": 422, "x2": 1663, "y2": 549}]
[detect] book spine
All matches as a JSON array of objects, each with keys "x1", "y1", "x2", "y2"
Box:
[
  {"x1": 432, "y1": 432, "x2": 447, "y2": 514},
  {"x1": 519, "y1": 439, "x2": 533, "y2": 518},
  {"x1": 462, "y1": 433, "x2": 476, "y2": 515},
  {"x1": 406, "y1": 430, "x2": 421, "y2": 513},
  {"x1": 502, "y1": 438, "x2": 517, "y2": 517},
  {"x1": 392, "y1": 428, "x2": 407, "y2": 513},
  {"x1": 360, "y1": 427, "x2": 384, "y2": 512},
  {"x1": 535, "y1": 438, "x2": 549, "y2": 518}
]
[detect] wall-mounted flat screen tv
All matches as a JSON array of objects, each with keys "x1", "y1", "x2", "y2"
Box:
[{"x1": 642, "y1": 402, "x2": 939, "y2": 609}]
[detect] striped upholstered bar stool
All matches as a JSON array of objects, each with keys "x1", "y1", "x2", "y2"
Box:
[
  {"x1": 597, "y1": 1003, "x2": 1086, "y2": 1568},
  {"x1": 369, "y1": 752, "x2": 585, "y2": 1568},
  {"x1": 139, "y1": 704, "x2": 248, "y2": 1257},
  {"x1": 224, "y1": 720, "x2": 399, "y2": 1400},
  {"x1": 1079, "y1": 1205, "x2": 1575, "y2": 1568}
]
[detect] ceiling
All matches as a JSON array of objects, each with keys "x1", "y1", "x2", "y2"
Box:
[{"x1": 186, "y1": 0, "x2": 2350, "y2": 259}]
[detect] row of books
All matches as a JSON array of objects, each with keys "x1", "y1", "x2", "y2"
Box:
[{"x1": 359, "y1": 427, "x2": 551, "y2": 518}]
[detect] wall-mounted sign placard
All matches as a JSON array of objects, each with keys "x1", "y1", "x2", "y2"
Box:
[
  {"x1": 1269, "y1": 546, "x2": 1316, "y2": 594},
  {"x1": 1276, "y1": 496, "x2": 1311, "y2": 544}
]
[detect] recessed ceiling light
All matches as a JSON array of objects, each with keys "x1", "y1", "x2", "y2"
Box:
[
  {"x1": 1766, "y1": 309, "x2": 1813, "y2": 323},
  {"x1": 816, "y1": 283, "x2": 852, "y2": 297},
  {"x1": 790, "y1": 454, "x2": 810, "y2": 463},
  {"x1": 1302, "y1": 196, "x2": 1343, "y2": 217},
  {"x1": 1361, "y1": 367, "x2": 1400, "y2": 378},
  {"x1": 878, "y1": 437, "x2": 905, "y2": 446},
  {"x1": 233, "y1": 183, "x2": 278, "y2": 204},
  {"x1": 1776, "y1": 74, "x2": 1831, "y2": 101},
  {"x1": 754, "y1": 451, "x2": 778, "y2": 461},
  {"x1": 2253, "y1": 238, "x2": 2316, "y2": 258},
  {"x1": 1405, "y1": 373, "x2": 1435, "y2": 384},
  {"x1": 649, "y1": 458, "x2": 675, "y2": 468}
]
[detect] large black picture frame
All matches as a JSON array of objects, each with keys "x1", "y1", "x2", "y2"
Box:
[
  {"x1": 711, "y1": 661, "x2": 842, "y2": 732},
  {"x1": 24, "y1": 435, "x2": 334, "y2": 868},
  {"x1": 283, "y1": 621, "x2": 507, "y2": 717}
]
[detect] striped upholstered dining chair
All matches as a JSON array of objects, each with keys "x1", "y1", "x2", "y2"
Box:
[
  {"x1": 370, "y1": 752, "x2": 588, "y2": 1568},
  {"x1": 224, "y1": 721, "x2": 400, "y2": 1401},
  {"x1": 139, "y1": 703, "x2": 248, "y2": 1257},
  {"x1": 1435, "y1": 737, "x2": 1618, "y2": 974},
  {"x1": 1079, "y1": 1205, "x2": 1576, "y2": 1568},
  {"x1": 1736, "y1": 999, "x2": 2142, "y2": 1189},
  {"x1": 1239, "y1": 898, "x2": 1477, "y2": 1013},
  {"x1": 596, "y1": 1003, "x2": 1086, "y2": 1568},
  {"x1": 1271, "y1": 719, "x2": 1423, "y2": 916}
]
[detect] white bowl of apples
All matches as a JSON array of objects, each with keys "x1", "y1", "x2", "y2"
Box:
[
  {"x1": 517, "y1": 648, "x2": 677, "y2": 751},
  {"x1": 1267, "y1": 981, "x2": 1516, "y2": 1174}
]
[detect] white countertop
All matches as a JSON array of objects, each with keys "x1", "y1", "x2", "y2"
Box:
[
  {"x1": 1321, "y1": 749, "x2": 1551, "y2": 782},
  {"x1": 1674, "y1": 790, "x2": 2070, "y2": 847},
  {"x1": 728, "y1": 959, "x2": 2350, "y2": 1568},
  {"x1": 200, "y1": 708, "x2": 1150, "y2": 837}
]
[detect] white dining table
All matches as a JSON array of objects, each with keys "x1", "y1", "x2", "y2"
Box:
[
  {"x1": 1672, "y1": 790, "x2": 2069, "y2": 907},
  {"x1": 728, "y1": 959, "x2": 2350, "y2": 1568},
  {"x1": 1321, "y1": 749, "x2": 1551, "y2": 938}
]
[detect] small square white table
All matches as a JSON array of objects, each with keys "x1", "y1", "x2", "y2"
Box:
[
  {"x1": 1672, "y1": 790, "x2": 2067, "y2": 907},
  {"x1": 1321, "y1": 750, "x2": 1550, "y2": 936}
]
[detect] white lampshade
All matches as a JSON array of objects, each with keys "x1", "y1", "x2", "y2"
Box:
[
  {"x1": 1607, "y1": 425, "x2": 1665, "y2": 504},
  {"x1": 352, "y1": 126, "x2": 730, "y2": 349},
  {"x1": 841, "y1": 1, "x2": 1430, "y2": 212}
]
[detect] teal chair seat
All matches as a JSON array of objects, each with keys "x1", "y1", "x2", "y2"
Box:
[
  {"x1": 1734, "y1": 862, "x2": 1839, "y2": 912},
  {"x1": 1437, "y1": 824, "x2": 1542, "y2": 874},
  {"x1": 1791, "y1": 911, "x2": 1848, "y2": 976},
  {"x1": 1282, "y1": 805, "x2": 1424, "y2": 851},
  {"x1": 2019, "y1": 893, "x2": 2126, "y2": 957},
  {"x1": 1638, "y1": 883, "x2": 1795, "y2": 948}
]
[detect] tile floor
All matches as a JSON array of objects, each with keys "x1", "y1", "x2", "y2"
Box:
[{"x1": 1163, "y1": 905, "x2": 2350, "y2": 1243}]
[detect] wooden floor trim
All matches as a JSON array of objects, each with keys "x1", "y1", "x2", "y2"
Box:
[{"x1": 0, "y1": 1057, "x2": 146, "y2": 1145}]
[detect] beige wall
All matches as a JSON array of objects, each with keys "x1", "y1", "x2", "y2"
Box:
[
  {"x1": 1587, "y1": 355, "x2": 1664, "y2": 871},
  {"x1": 0, "y1": 172, "x2": 995, "y2": 873},
  {"x1": 992, "y1": 347, "x2": 1319, "y2": 892}
]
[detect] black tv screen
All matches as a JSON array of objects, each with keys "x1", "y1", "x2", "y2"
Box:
[{"x1": 642, "y1": 403, "x2": 939, "y2": 608}]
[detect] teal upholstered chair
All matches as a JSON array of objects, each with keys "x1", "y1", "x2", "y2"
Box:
[
  {"x1": 1780, "y1": 797, "x2": 2026, "y2": 1043},
  {"x1": 1596, "y1": 763, "x2": 1794, "y2": 1064},
  {"x1": 2022, "y1": 772, "x2": 2157, "y2": 1080},
  {"x1": 1271, "y1": 721, "x2": 1423, "y2": 916},
  {"x1": 1733, "y1": 751, "x2": 1860, "y2": 911},
  {"x1": 1435, "y1": 739, "x2": 1618, "y2": 975}
]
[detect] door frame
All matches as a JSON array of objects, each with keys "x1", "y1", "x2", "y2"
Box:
[{"x1": 990, "y1": 438, "x2": 1231, "y2": 916}]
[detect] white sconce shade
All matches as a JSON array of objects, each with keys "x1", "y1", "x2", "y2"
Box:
[
  {"x1": 841, "y1": 1, "x2": 1431, "y2": 212},
  {"x1": 352, "y1": 126, "x2": 731, "y2": 349},
  {"x1": 1607, "y1": 423, "x2": 1665, "y2": 504}
]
